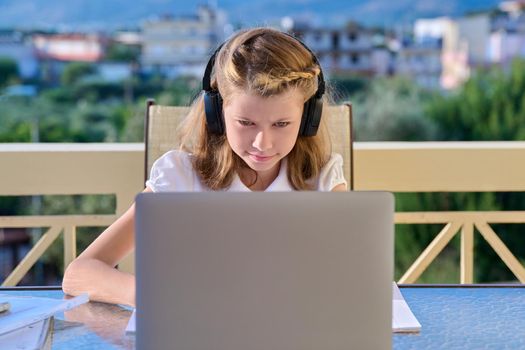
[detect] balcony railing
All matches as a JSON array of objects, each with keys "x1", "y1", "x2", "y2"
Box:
[
  {"x1": 1, "y1": 142, "x2": 525, "y2": 286},
  {"x1": 0, "y1": 143, "x2": 144, "y2": 285}
]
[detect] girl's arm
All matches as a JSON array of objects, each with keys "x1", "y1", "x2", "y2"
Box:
[{"x1": 62, "y1": 187, "x2": 152, "y2": 306}]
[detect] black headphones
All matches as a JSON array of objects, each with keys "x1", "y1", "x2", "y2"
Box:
[{"x1": 202, "y1": 32, "x2": 326, "y2": 137}]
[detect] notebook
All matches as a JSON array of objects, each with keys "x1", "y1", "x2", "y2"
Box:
[{"x1": 392, "y1": 283, "x2": 422, "y2": 332}]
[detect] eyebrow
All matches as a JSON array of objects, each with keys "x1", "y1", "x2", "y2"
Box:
[{"x1": 234, "y1": 116, "x2": 294, "y2": 122}]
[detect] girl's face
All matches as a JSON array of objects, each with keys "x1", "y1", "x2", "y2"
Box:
[{"x1": 223, "y1": 88, "x2": 304, "y2": 179}]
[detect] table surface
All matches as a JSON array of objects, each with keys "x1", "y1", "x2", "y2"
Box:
[
  {"x1": 1, "y1": 285, "x2": 524, "y2": 350},
  {"x1": 0, "y1": 288, "x2": 134, "y2": 350},
  {"x1": 394, "y1": 285, "x2": 525, "y2": 350}
]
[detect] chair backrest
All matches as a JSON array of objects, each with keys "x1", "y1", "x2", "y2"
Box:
[{"x1": 145, "y1": 101, "x2": 354, "y2": 189}]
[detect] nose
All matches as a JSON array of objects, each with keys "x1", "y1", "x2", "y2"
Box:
[{"x1": 252, "y1": 129, "x2": 273, "y2": 152}]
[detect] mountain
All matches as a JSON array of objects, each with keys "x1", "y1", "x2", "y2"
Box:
[{"x1": 0, "y1": 0, "x2": 503, "y2": 30}]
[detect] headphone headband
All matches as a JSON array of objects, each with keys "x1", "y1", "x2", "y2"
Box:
[
  {"x1": 202, "y1": 42, "x2": 224, "y2": 91},
  {"x1": 202, "y1": 32, "x2": 325, "y2": 97}
]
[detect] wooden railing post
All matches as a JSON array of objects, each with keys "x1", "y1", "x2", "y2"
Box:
[
  {"x1": 63, "y1": 225, "x2": 77, "y2": 271},
  {"x1": 460, "y1": 221, "x2": 474, "y2": 283},
  {"x1": 476, "y1": 221, "x2": 525, "y2": 283},
  {"x1": 2, "y1": 226, "x2": 62, "y2": 286},
  {"x1": 398, "y1": 222, "x2": 462, "y2": 283}
]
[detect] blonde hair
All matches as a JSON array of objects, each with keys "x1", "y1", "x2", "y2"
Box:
[{"x1": 177, "y1": 27, "x2": 332, "y2": 190}]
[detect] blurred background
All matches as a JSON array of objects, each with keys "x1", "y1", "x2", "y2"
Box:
[{"x1": 1, "y1": 0, "x2": 524, "y2": 285}]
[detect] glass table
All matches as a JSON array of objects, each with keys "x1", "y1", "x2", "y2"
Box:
[
  {"x1": 0, "y1": 287, "x2": 134, "y2": 350},
  {"x1": 394, "y1": 284, "x2": 525, "y2": 349},
  {"x1": 1, "y1": 285, "x2": 524, "y2": 349}
]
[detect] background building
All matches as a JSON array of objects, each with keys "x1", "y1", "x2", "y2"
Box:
[
  {"x1": 33, "y1": 33, "x2": 107, "y2": 62},
  {"x1": 0, "y1": 30, "x2": 39, "y2": 79},
  {"x1": 141, "y1": 5, "x2": 228, "y2": 78},
  {"x1": 291, "y1": 23, "x2": 393, "y2": 78}
]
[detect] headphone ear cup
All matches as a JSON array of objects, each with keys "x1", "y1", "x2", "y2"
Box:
[
  {"x1": 204, "y1": 91, "x2": 225, "y2": 135},
  {"x1": 299, "y1": 97, "x2": 323, "y2": 137}
]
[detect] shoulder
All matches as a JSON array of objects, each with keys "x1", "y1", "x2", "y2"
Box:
[
  {"x1": 152, "y1": 150, "x2": 193, "y2": 170},
  {"x1": 146, "y1": 150, "x2": 204, "y2": 192},
  {"x1": 316, "y1": 153, "x2": 347, "y2": 191},
  {"x1": 323, "y1": 153, "x2": 344, "y2": 169}
]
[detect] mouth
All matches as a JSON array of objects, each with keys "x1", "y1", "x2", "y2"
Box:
[{"x1": 248, "y1": 153, "x2": 275, "y2": 162}]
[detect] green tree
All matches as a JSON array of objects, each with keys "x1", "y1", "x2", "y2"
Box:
[
  {"x1": 61, "y1": 62, "x2": 96, "y2": 86},
  {"x1": 105, "y1": 43, "x2": 140, "y2": 62},
  {"x1": 352, "y1": 77, "x2": 438, "y2": 141},
  {"x1": 428, "y1": 59, "x2": 525, "y2": 141},
  {"x1": 155, "y1": 75, "x2": 200, "y2": 106},
  {"x1": 0, "y1": 57, "x2": 19, "y2": 87},
  {"x1": 329, "y1": 75, "x2": 368, "y2": 102}
]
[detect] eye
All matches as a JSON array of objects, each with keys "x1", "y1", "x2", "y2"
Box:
[
  {"x1": 274, "y1": 121, "x2": 290, "y2": 128},
  {"x1": 238, "y1": 120, "x2": 254, "y2": 126}
]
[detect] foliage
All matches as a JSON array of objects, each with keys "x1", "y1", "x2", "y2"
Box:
[
  {"x1": 105, "y1": 43, "x2": 141, "y2": 62},
  {"x1": 38, "y1": 194, "x2": 116, "y2": 274},
  {"x1": 427, "y1": 59, "x2": 525, "y2": 141},
  {"x1": 0, "y1": 57, "x2": 19, "y2": 87},
  {"x1": 351, "y1": 77, "x2": 438, "y2": 141},
  {"x1": 0, "y1": 196, "x2": 30, "y2": 215},
  {"x1": 329, "y1": 75, "x2": 368, "y2": 102},
  {"x1": 61, "y1": 62, "x2": 96, "y2": 86}
]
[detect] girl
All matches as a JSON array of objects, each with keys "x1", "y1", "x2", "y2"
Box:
[{"x1": 62, "y1": 27, "x2": 347, "y2": 306}]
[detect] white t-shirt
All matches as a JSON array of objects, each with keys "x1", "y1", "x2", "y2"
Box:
[{"x1": 146, "y1": 150, "x2": 347, "y2": 192}]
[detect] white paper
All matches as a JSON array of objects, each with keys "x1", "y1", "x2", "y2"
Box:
[
  {"x1": 392, "y1": 283, "x2": 421, "y2": 333},
  {"x1": 126, "y1": 309, "x2": 136, "y2": 333},
  {"x1": 0, "y1": 317, "x2": 53, "y2": 350},
  {"x1": 0, "y1": 293, "x2": 88, "y2": 335}
]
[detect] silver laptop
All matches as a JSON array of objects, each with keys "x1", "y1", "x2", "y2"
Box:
[{"x1": 135, "y1": 192, "x2": 394, "y2": 350}]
